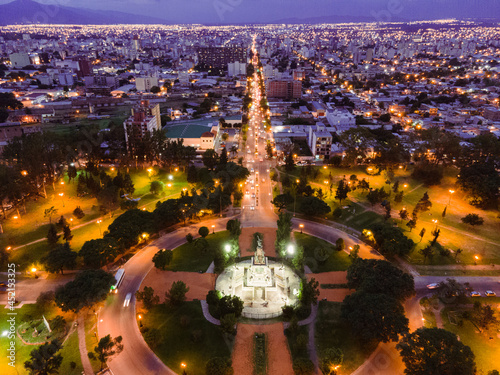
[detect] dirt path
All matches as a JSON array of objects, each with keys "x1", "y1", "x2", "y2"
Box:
[
  {"x1": 78, "y1": 314, "x2": 94, "y2": 375},
  {"x1": 239, "y1": 227, "x2": 277, "y2": 257},
  {"x1": 140, "y1": 269, "x2": 215, "y2": 303},
  {"x1": 232, "y1": 323, "x2": 294, "y2": 375}
]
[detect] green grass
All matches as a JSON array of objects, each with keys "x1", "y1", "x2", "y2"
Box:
[
  {"x1": 315, "y1": 301, "x2": 376, "y2": 374},
  {"x1": 281, "y1": 165, "x2": 500, "y2": 266},
  {"x1": 141, "y1": 301, "x2": 231, "y2": 375},
  {"x1": 2, "y1": 168, "x2": 188, "y2": 269},
  {"x1": 58, "y1": 329, "x2": 83, "y2": 375},
  {"x1": 0, "y1": 304, "x2": 78, "y2": 375},
  {"x1": 295, "y1": 233, "x2": 352, "y2": 272},
  {"x1": 168, "y1": 231, "x2": 231, "y2": 272},
  {"x1": 441, "y1": 306, "x2": 500, "y2": 374}
]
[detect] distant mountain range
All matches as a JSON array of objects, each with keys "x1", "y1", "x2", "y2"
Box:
[
  {"x1": 0, "y1": 0, "x2": 169, "y2": 25},
  {"x1": 270, "y1": 14, "x2": 399, "y2": 25}
]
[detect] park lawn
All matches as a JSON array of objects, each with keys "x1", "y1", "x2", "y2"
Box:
[
  {"x1": 315, "y1": 301, "x2": 376, "y2": 375},
  {"x1": 441, "y1": 306, "x2": 500, "y2": 374},
  {"x1": 142, "y1": 301, "x2": 231, "y2": 375},
  {"x1": 168, "y1": 230, "x2": 231, "y2": 272},
  {"x1": 0, "y1": 304, "x2": 78, "y2": 375},
  {"x1": 282, "y1": 165, "x2": 500, "y2": 266},
  {"x1": 58, "y1": 328, "x2": 83, "y2": 375},
  {"x1": 84, "y1": 311, "x2": 102, "y2": 373},
  {"x1": 294, "y1": 233, "x2": 352, "y2": 272}
]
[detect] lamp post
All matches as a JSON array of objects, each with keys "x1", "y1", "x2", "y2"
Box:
[
  {"x1": 448, "y1": 189, "x2": 455, "y2": 205},
  {"x1": 212, "y1": 225, "x2": 215, "y2": 234},
  {"x1": 58, "y1": 192, "x2": 65, "y2": 207},
  {"x1": 299, "y1": 224, "x2": 304, "y2": 234},
  {"x1": 97, "y1": 219, "x2": 102, "y2": 235}
]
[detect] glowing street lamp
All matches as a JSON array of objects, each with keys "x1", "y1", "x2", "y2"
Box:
[
  {"x1": 224, "y1": 244, "x2": 231, "y2": 253},
  {"x1": 212, "y1": 225, "x2": 215, "y2": 234},
  {"x1": 21, "y1": 170, "x2": 28, "y2": 176},
  {"x1": 97, "y1": 219, "x2": 102, "y2": 235},
  {"x1": 448, "y1": 189, "x2": 455, "y2": 205},
  {"x1": 299, "y1": 224, "x2": 304, "y2": 234},
  {"x1": 287, "y1": 244, "x2": 295, "y2": 256},
  {"x1": 58, "y1": 192, "x2": 65, "y2": 207}
]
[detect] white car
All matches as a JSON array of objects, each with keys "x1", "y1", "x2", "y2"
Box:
[
  {"x1": 426, "y1": 283, "x2": 440, "y2": 290},
  {"x1": 485, "y1": 290, "x2": 496, "y2": 297},
  {"x1": 123, "y1": 293, "x2": 132, "y2": 307},
  {"x1": 470, "y1": 291, "x2": 481, "y2": 297}
]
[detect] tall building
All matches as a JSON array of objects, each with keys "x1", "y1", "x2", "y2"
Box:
[
  {"x1": 228, "y1": 61, "x2": 246, "y2": 77},
  {"x1": 267, "y1": 79, "x2": 302, "y2": 99},
  {"x1": 135, "y1": 76, "x2": 159, "y2": 92},
  {"x1": 9, "y1": 53, "x2": 31, "y2": 68},
  {"x1": 84, "y1": 75, "x2": 119, "y2": 95},
  {"x1": 197, "y1": 46, "x2": 247, "y2": 68},
  {"x1": 124, "y1": 100, "x2": 161, "y2": 150}
]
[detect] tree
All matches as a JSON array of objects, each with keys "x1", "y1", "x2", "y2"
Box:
[
  {"x1": 397, "y1": 328, "x2": 476, "y2": 375},
  {"x1": 43, "y1": 243, "x2": 77, "y2": 275},
  {"x1": 135, "y1": 286, "x2": 160, "y2": 310},
  {"x1": 271, "y1": 193, "x2": 293, "y2": 211},
  {"x1": 469, "y1": 302, "x2": 498, "y2": 331},
  {"x1": 55, "y1": 270, "x2": 115, "y2": 312},
  {"x1": 342, "y1": 291, "x2": 409, "y2": 344},
  {"x1": 415, "y1": 192, "x2": 432, "y2": 212},
  {"x1": 106, "y1": 209, "x2": 156, "y2": 249},
  {"x1": 199, "y1": 226, "x2": 210, "y2": 238},
  {"x1": 299, "y1": 196, "x2": 331, "y2": 217},
  {"x1": 346, "y1": 259, "x2": 415, "y2": 301},
  {"x1": 217, "y1": 295, "x2": 244, "y2": 318},
  {"x1": 149, "y1": 180, "x2": 164, "y2": 196},
  {"x1": 62, "y1": 225, "x2": 73, "y2": 243},
  {"x1": 292, "y1": 358, "x2": 315, "y2": 375},
  {"x1": 219, "y1": 313, "x2": 237, "y2": 335},
  {"x1": 319, "y1": 347, "x2": 343, "y2": 375},
  {"x1": 205, "y1": 357, "x2": 234, "y2": 375},
  {"x1": 301, "y1": 278, "x2": 320, "y2": 306},
  {"x1": 24, "y1": 340, "x2": 63, "y2": 375},
  {"x1": 92, "y1": 335, "x2": 123, "y2": 371},
  {"x1": 335, "y1": 238, "x2": 345, "y2": 252},
  {"x1": 399, "y1": 208, "x2": 409, "y2": 221},
  {"x1": 152, "y1": 248, "x2": 173, "y2": 270},
  {"x1": 122, "y1": 173, "x2": 135, "y2": 195},
  {"x1": 98, "y1": 184, "x2": 120, "y2": 213},
  {"x1": 44, "y1": 206, "x2": 58, "y2": 224},
  {"x1": 457, "y1": 162, "x2": 500, "y2": 208},
  {"x1": 150, "y1": 85, "x2": 161, "y2": 94},
  {"x1": 461, "y1": 213, "x2": 484, "y2": 226},
  {"x1": 202, "y1": 149, "x2": 219, "y2": 170},
  {"x1": 165, "y1": 281, "x2": 189, "y2": 306},
  {"x1": 226, "y1": 219, "x2": 241, "y2": 238},
  {"x1": 73, "y1": 206, "x2": 85, "y2": 219},
  {"x1": 335, "y1": 179, "x2": 349, "y2": 204},
  {"x1": 419, "y1": 245, "x2": 434, "y2": 264},
  {"x1": 411, "y1": 162, "x2": 444, "y2": 186},
  {"x1": 46, "y1": 224, "x2": 60, "y2": 248},
  {"x1": 79, "y1": 238, "x2": 119, "y2": 268},
  {"x1": 219, "y1": 148, "x2": 228, "y2": 165},
  {"x1": 406, "y1": 219, "x2": 417, "y2": 232},
  {"x1": 371, "y1": 223, "x2": 414, "y2": 257},
  {"x1": 419, "y1": 228, "x2": 426, "y2": 242}
]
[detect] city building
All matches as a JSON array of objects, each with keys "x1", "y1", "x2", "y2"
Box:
[
  {"x1": 197, "y1": 46, "x2": 247, "y2": 68},
  {"x1": 267, "y1": 79, "x2": 302, "y2": 99},
  {"x1": 135, "y1": 76, "x2": 159, "y2": 92},
  {"x1": 123, "y1": 100, "x2": 161, "y2": 150}
]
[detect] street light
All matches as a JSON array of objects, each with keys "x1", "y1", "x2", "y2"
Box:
[
  {"x1": 97, "y1": 219, "x2": 102, "y2": 235},
  {"x1": 287, "y1": 244, "x2": 295, "y2": 256},
  {"x1": 58, "y1": 192, "x2": 65, "y2": 207},
  {"x1": 299, "y1": 224, "x2": 304, "y2": 234},
  {"x1": 448, "y1": 189, "x2": 455, "y2": 205},
  {"x1": 212, "y1": 225, "x2": 215, "y2": 234},
  {"x1": 224, "y1": 244, "x2": 231, "y2": 253}
]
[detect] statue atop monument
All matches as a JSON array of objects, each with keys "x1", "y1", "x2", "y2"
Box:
[{"x1": 253, "y1": 233, "x2": 266, "y2": 265}]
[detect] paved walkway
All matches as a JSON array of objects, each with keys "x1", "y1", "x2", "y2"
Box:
[
  {"x1": 232, "y1": 323, "x2": 294, "y2": 375},
  {"x1": 200, "y1": 300, "x2": 220, "y2": 325},
  {"x1": 78, "y1": 314, "x2": 94, "y2": 375}
]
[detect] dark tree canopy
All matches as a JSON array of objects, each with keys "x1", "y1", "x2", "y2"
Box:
[
  {"x1": 371, "y1": 223, "x2": 415, "y2": 258},
  {"x1": 24, "y1": 340, "x2": 62, "y2": 375},
  {"x1": 341, "y1": 291, "x2": 409, "y2": 344},
  {"x1": 346, "y1": 259, "x2": 415, "y2": 301},
  {"x1": 299, "y1": 196, "x2": 331, "y2": 217},
  {"x1": 397, "y1": 328, "x2": 476, "y2": 375},
  {"x1": 79, "y1": 238, "x2": 119, "y2": 268},
  {"x1": 55, "y1": 269, "x2": 115, "y2": 312}
]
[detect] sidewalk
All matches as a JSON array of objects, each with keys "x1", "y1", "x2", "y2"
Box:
[{"x1": 78, "y1": 314, "x2": 94, "y2": 375}]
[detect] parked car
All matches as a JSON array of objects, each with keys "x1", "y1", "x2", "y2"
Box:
[
  {"x1": 485, "y1": 290, "x2": 496, "y2": 297},
  {"x1": 470, "y1": 291, "x2": 481, "y2": 297}
]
